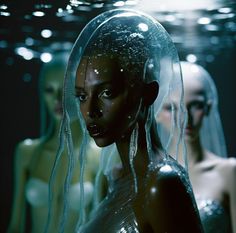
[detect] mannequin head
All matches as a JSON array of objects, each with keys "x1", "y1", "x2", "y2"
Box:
[
  {"x1": 38, "y1": 52, "x2": 69, "y2": 136},
  {"x1": 181, "y1": 62, "x2": 211, "y2": 142},
  {"x1": 42, "y1": 63, "x2": 64, "y2": 120},
  {"x1": 158, "y1": 61, "x2": 227, "y2": 156}
]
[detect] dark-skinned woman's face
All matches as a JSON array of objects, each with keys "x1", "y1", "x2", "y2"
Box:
[{"x1": 75, "y1": 56, "x2": 142, "y2": 147}]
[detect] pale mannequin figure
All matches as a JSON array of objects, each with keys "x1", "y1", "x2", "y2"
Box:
[
  {"x1": 157, "y1": 61, "x2": 236, "y2": 233},
  {"x1": 7, "y1": 53, "x2": 101, "y2": 233},
  {"x1": 56, "y1": 9, "x2": 204, "y2": 233}
]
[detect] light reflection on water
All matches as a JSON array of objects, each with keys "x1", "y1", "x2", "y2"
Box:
[{"x1": 0, "y1": 0, "x2": 235, "y2": 64}]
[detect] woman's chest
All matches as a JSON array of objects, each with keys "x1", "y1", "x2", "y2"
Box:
[{"x1": 189, "y1": 168, "x2": 226, "y2": 203}]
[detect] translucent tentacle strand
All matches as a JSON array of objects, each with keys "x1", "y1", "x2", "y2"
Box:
[
  {"x1": 145, "y1": 106, "x2": 154, "y2": 162},
  {"x1": 75, "y1": 101, "x2": 89, "y2": 232},
  {"x1": 44, "y1": 118, "x2": 65, "y2": 233},
  {"x1": 59, "y1": 111, "x2": 75, "y2": 233},
  {"x1": 129, "y1": 123, "x2": 139, "y2": 194}
]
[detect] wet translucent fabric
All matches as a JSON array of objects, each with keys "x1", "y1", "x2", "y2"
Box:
[
  {"x1": 180, "y1": 61, "x2": 227, "y2": 157},
  {"x1": 58, "y1": 8, "x2": 186, "y2": 232}
]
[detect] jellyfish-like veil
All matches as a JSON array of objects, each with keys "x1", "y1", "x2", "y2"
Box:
[
  {"x1": 181, "y1": 61, "x2": 227, "y2": 157},
  {"x1": 50, "y1": 9, "x2": 186, "y2": 232}
]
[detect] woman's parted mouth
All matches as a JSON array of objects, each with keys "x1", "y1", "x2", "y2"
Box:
[
  {"x1": 87, "y1": 124, "x2": 105, "y2": 137},
  {"x1": 54, "y1": 106, "x2": 63, "y2": 114},
  {"x1": 185, "y1": 125, "x2": 194, "y2": 134}
]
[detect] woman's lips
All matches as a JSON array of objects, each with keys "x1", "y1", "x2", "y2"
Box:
[
  {"x1": 87, "y1": 124, "x2": 104, "y2": 137},
  {"x1": 54, "y1": 109, "x2": 63, "y2": 115},
  {"x1": 185, "y1": 126, "x2": 193, "y2": 134},
  {"x1": 54, "y1": 104, "x2": 63, "y2": 114}
]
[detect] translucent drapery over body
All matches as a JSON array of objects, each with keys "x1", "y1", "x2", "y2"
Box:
[{"x1": 56, "y1": 9, "x2": 187, "y2": 232}]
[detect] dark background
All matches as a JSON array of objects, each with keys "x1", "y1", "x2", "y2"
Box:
[{"x1": 1, "y1": 0, "x2": 236, "y2": 232}]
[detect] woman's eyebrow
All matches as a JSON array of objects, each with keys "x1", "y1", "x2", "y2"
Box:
[
  {"x1": 75, "y1": 81, "x2": 112, "y2": 90},
  {"x1": 75, "y1": 86, "x2": 84, "y2": 91}
]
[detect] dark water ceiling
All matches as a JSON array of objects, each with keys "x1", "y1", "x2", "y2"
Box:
[{"x1": 0, "y1": 0, "x2": 235, "y2": 64}]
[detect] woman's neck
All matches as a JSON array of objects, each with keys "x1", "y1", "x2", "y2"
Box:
[
  {"x1": 185, "y1": 138, "x2": 205, "y2": 166},
  {"x1": 45, "y1": 119, "x2": 61, "y2": 145},
  {"x1": 171, "y1": 135, "x2": 205, "y2": 167}
]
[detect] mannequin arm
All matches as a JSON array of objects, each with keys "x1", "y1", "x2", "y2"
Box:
[
  {"x1": 7, "y1": 142, "x2": 30, "y2": 233},
  {"x1": 227, "y1": 158, "x2": 236, "y2": 233}
]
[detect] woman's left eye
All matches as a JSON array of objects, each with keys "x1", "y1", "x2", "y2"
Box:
[
  {"x1": 44, "y1": 86, "x2": 54, "y2": 94},
  {"x1": 192, "y1": 101, "x2": 205, "y2": 110},
  {"x1": 99, "y1": 89, "x2": 112, "y2": 98}
]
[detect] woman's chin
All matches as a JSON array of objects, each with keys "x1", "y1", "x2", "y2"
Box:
[
  {"x1": 93, "y1": 137, "x2": 115, "y2": 148},
  {"x1": 184, "y1": 132, "x2": 198, "y2": 143}
]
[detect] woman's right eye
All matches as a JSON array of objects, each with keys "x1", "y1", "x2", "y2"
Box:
[
  {"x1": 99, "y1": 89, "x2": 113, "y2": 99},
  {"x1": 190, "y1": 101, "x2": 205, "y2": 110},
  {"x1": 163, "y1": 104, "x2": 172, "y2": 111},
  {"x1": 44, "y1": 86, "x2": 54, "y2": 94},
  {"x1": 76, "y1": 94, "x2": 88, "y2": 102}
]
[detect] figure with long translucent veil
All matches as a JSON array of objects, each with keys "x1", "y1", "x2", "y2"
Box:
[
  {"x1": 157, "y1": 61, "x2": 236, "y2": 233},
  {"x1": 57, "y1": 9, "x2": 204, "y2": 233},
  {"x1": 7, "y1": 53, "x2": 101, "y2": 233}
]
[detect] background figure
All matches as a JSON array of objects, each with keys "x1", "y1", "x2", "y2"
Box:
[
  {"x1": 158, "y1": 61, "x2": 236, "y2": 233},
  {"x1": 59, "y1": 9, "x2": 204, "y2": 233},
  {"x1": 7, "y1": 52, "x2": 101, "y2": 233}
]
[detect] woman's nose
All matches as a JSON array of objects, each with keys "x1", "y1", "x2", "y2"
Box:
[
  {"x1": 86, "y1": 98, "x2": 103, "y2": 119},
  {"x1": 56, "y1": 88, "x2": 62, "y2": 100},
  {"x1": 187, "y1": 107, "x2": 193, "y2": 123},
  {"x1": 87, "y1": 109, "x2": 103, "y2": 119}
]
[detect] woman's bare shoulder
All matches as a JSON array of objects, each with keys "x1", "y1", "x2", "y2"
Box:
[
  {"x1": 18, "y1": 138, "x2": 41, "y2": 148},
  {"x1": 222, "y1": 156, "x2": 236, "y2": 166},
  {"x1": 146, "y1": 157, "x2": 191, "y2": 194},
  {"x1": 205, "y1": 151, "x2": 235, "y2": 167},
  {"x1": 219, "y1": 157, "x2": 236, "y2": 182},
  {"x1": 206, "y1": 153, "x2": 236, "y2": 186},
  {"x1": 144, "y1": 158, "x2": 203, "y2": 233},
  {"x1": 15, "y1": 138, "x2": 42, "y2": 167},
  {"x1": 207, "y1": 152, "x2": 236, "y2": 172}
]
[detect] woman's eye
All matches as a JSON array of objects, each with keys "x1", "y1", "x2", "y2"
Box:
[
  {"x1": 77, "y1": 94, "x2": 87, "y2": 102},
  {"x1": 163, "y1": 104, "x2": 172, "y2": 111},
  {"x1": 44, "y1": 86, "x2": 54, "y2": 94},
  {"x1": 99, "y1": 89, "x2": 112, "y2": 98},
  {"x1": 192, "y1": 101, "x2": 205, "y2": 109},
  {"x1": 163, "y1": 103, "x2": 178, "y2": 113}
]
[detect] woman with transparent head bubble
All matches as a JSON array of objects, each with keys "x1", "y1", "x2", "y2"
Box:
[
  {"x1": 7, "y1": 52, "x2": 101, "y2": 233},
  {"x1": 157, "y1": 61, "x2": 236, "y2": 233},
  {"x1": 55, "y1": 9, "x2": 204, "y2": 233}
]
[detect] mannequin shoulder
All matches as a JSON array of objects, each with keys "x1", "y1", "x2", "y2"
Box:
[
  {"x1": 216, "y1": 157, "x2": 236, "y2": 194},
  {"x1": 17, "y1": 138, "x2": 41, "y2": 153},
  {"x1": 205, "y1": 152, "x2": 236, "y2": 170},
  {"x1": 207, "y1": 156, "x2": 236, "y2": 190},
  {"x1": 15, "y1": 138, "x2": 41, "y2": 167},
  {"x1": 213, "y1": 156, "x2": 236, "y2": 173},
  {"x1": 220, "y1": 157, "x2": 236, "y2": 181}
]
